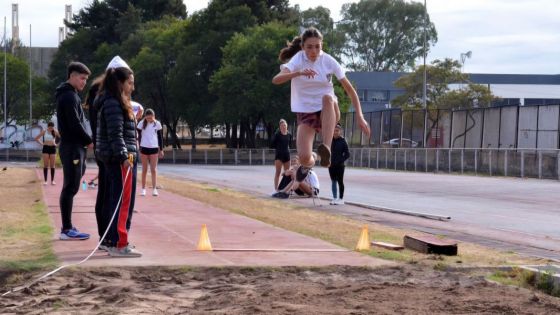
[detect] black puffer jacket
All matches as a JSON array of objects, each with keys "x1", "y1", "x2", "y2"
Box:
[{"x1": 94, "y1": 93, "x2": 137, "y2": 164}]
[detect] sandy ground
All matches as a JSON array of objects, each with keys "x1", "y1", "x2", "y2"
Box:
[{"x1": 2, "y1": 265, "x2": 560, "y2": 314}]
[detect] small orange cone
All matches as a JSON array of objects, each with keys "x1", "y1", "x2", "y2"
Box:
[
  {"x1": 197, "y1": 224, "x2": 213, "y2": 251},
  {"x1": 355, "y1": 225, "x2": 371, "y2": 251}
]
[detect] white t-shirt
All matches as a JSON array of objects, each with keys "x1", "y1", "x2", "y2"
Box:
[
  {"x1": 137, "y1": 119, "x2": 162, "y2": 148},
  {"x1": 305, "y1": 170, "x2": 320, "y2": 191},
  {"x1": 280, "y1": 50, "x2": 345, "y2": 113}
]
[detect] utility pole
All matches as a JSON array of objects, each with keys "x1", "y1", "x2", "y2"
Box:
[
  {"x1": 29, "y1": 24, "x2": 32, "y2": 136},
  {"x1": 422, "y1": 0, "x2": 427, "y2": 109}
]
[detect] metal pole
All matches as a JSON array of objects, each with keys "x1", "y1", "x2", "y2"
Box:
[
  {"x1": 520, "y1": 150, "x2": 524, "y2": 178},
  {"x1": 474, "y1": 149, "x2": 478, "y2": 175},
  {"x1": 262, "y1": 149, "x2": 265, "y2": 165},
  {"x1": 29, "y1": 24, "x2": 32, "y2": 143},
  {"x1": 538, "y1": 151, "x2": 542, "y2": 179},
  {"x1": 422, "y1": 0, "x2": 427, "y2": 109},
  {"x1": 3, "y1": 17, "x2": 7, "y2": 145},
  {"x1": 461, "y1": 149, "x2": 464, "y2": 174},
  {"x1": 504, "y1": 149, "x2": 508, "y2": 177}
]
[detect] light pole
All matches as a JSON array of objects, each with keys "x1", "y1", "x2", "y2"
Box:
[{"x1": 422, "y1": 0, "x2": 427, "y2": 109}]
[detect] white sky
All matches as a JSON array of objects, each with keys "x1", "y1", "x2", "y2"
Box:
[{"x1": 1, "y1": 0, "x2": 559, "y2": 74}]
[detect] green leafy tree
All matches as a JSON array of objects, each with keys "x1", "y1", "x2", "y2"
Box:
[
  {"x1": 209, "y1": 22, "x2": 296, "y2": 148},
  {"x1": 178, "y1": 0, "x2": 296, "y2": 148},
  {"x1": 392, "y1": 58, "x2": 496, "y2": 146},
  {"x1": 339, "y1": 0, "x2": 437, "y2": 71},
  {"x1": 299, "y1": 6, "x2": 345, "y2": 59},
  {"x1": 0, "y1": 53, "x2": 51, "y2": 126},
  {"x1": 127, "y1": 18, "x2": 186, "y2": 148},
  {"x1": 50, "y1": 0, "x2": 186, "y2": 88}
]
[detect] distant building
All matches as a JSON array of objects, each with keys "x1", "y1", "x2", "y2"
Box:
[
  {"x1": 346, "y1": 72, "x2": 560, "y2": 112},
  {"x1": 14, "y1": 47, "x2": 58, "y2": 78}
]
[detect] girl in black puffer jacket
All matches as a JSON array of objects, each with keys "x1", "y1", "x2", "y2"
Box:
[{"x1": 94, "y1": 64, "x2": 141, "y2": 257}]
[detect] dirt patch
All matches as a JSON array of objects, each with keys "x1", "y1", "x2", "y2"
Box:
[{"x1": 2, "y1": 265, "x2": 560, "y2": 314}]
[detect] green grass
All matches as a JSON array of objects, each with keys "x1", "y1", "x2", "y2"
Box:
[
  {"x1": 488, "y1": 267, "x2": 560, "y2": 297},
  {"x1": 0, "y1": 172, "x2": 58, "y2": 273}
]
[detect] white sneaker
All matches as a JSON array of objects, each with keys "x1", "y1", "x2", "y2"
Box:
[
  {"x1": 152, "y1": 188, "x2": 159, "y2": 196},
  {"x1": 43, "y1": 181, "x2": 48, "y2": 185},
  {"x1": 140, "y1": 188, "x2": 146, "y2": 196},
  {"x1": 107, "y1": 245, "x2": 142, "y2": 258},
  {"x1": 335, "y1": 199, "x2": 345, "y2": 205},
  {"x1": 330, "y1": 198, "x2": 337, "y2": 205},
  {"x1": 51, "y1": 181, "x2": 56, "y2": 185}
]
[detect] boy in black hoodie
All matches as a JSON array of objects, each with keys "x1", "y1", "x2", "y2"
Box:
[{"x1": 55, "y1": 62, "x2": 92, "y2": 240}]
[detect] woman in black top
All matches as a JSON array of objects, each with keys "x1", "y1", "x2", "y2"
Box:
[
  {"x1": 95, "y1": 63, "x2": 141, "y2": 257},
  {"x1": 328, "y1": 123, "x2": 350, "y2": 205},
  {"x1": 270, "y1": 119, "x2": 292, "y2": 191}
]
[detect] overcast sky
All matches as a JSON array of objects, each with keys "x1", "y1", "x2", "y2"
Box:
[{"x1": 2, "y1": 0, "x2": 559, "y2": 74}]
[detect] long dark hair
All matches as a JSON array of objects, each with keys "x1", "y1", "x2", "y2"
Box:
[
  {"x1": 142, "y1": 108, "x2": 157, "y2": 130},
  {"x1": 84, "y1": 74, "x2": 105, "y2": 110},
  {"x1": 279, "y1": 27, "x2": 323, "y2": 62},
  {"x1": 99, "y1": 67, "x2": 134, "y2": 119}
]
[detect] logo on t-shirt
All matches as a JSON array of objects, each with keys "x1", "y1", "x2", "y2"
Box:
[{"x1": 326, "y1": 73, "x2": 333, "y2": 83}]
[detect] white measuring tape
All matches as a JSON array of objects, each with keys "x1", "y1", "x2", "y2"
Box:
[{"x1": 1, "y1": 165, "x2": 131, "y2": 297}]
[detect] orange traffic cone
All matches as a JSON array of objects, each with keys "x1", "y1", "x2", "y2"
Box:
[
  {"x1": 355, "y1": 225, "x2": 371, "y2": 251},
  {"x1": 197, "y1": 224, "x2": 213, "y2": 251}
]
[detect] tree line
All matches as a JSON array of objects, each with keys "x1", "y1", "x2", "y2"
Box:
[{"x1": 2, "y1": 0, "x2": 494, "y2": 149}]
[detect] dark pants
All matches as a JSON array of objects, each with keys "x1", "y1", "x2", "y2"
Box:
[
  {"x1": 94, "y1": 158, "x2": 106, "y2": 239},
  {"x1": 100, "y1": 161, "x2": 135, "y2": 248},
  {"x1": 59, "y1": 144, "x2": 86, "y2": 231},
  {"x1": 328, "y1": 164, "x2": 345, "y2": 199}
]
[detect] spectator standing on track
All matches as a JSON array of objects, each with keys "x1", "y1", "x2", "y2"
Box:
[
  {"x1": 137, "y1": 109, "x2": 164, "y2": 197},
  {"x1": 270, "y1": 118, "x2": 292, "y2": 192},
  {"x1": 35, "y1": 121, "x2": 60, "y2": 185},
  {"x1": 329, "y1": 123, "x2": 350, "y2": 205},
  {"x1": 55, "y1": 62, "x2": 93, "y2": 240}
]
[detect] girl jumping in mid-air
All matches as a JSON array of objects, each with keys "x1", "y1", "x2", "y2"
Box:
[{"x1": 272, "y1": 27, "x2": 369, "y2": 182}]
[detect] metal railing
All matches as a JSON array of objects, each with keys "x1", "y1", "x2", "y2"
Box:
[{"x1": 3, "y1": 147, "x2": 560, "y2": 181}]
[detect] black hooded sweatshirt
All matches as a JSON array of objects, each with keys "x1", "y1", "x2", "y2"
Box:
[{"x1": 55, "y1": 82, "x2": 92, "y2": 147}]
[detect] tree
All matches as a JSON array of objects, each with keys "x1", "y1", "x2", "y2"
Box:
[
  {"x1": 209, "y1": 22, "x2": 296, "y2": 148},
  {"x1": 50, "y1": 0, "x2": 187, "y2": 88},
  {"x1": 0, "y1": 53, "x2": 52, "y2": 126},
  {"x1": 392, "y1": 58, "x2": 496, "y2": 146},
  {"x1": 299, "y1": 6, "x2": 345, "y2": 59},
  {"x1": 338, "y1": 0, "x2": 437, "y2": 71},
  {"x1": 127, "y1": 18, "x2": 186, "y2": 148}
]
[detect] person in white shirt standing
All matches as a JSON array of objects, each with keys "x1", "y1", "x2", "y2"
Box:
[
  {"x1": 137, "y1": 108, "x2": 164, "y2": 196},
  {"x1": 272, "y1": 27, "x2": 370, "y2": 182}
]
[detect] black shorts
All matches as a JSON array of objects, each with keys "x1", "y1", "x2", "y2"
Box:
[
  {"x1": 275, "y1": 151, "x2": 290, "y2": 163},
  {"x1": 294, "y1": 187, "x2": 319, "y2": 196},
  {"x1": 140, "y1": 147, "x2": 159, "y2": 155},
  {"x1": 42, "y1": 145, "x2": 56, "y2": 155}
]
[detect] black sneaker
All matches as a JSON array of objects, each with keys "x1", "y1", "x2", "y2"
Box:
[
  {"x1": 272, "y1": 192, "x2": 290, "y2": 199},
  {"x1": 295, "y1": 165, "x2": 310, "y2": 182},
  {"x1": 317, "y1": 144, "x2": 331, "y2": 167}
]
